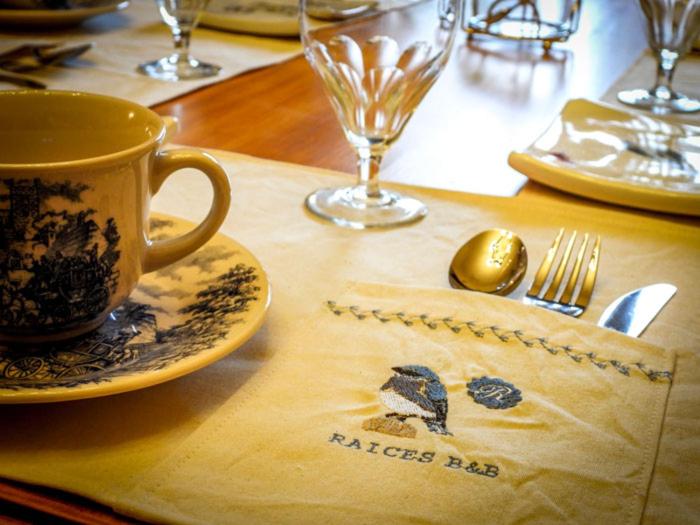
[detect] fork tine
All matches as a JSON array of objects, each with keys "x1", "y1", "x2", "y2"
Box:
[
  {"x1": 542, "y1": 231, "x2": 577, "y2": 301},
  {"x1": 527, "y1": 227, "x2": 564, "y2": 297},
  {"x1": 560, "y1": 233, "x2": 589, "y2": 304},
  {"x1": 574, "y1": 235, "x2": 601, "y2": 308}
]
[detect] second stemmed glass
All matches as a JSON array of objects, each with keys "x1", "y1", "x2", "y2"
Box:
[
  {"x1": 617, "y1": 0, "x2": 700, "y2": 114},
  {"x1": 139, "y1": 0, "x2": 220, "y2": 81},
  {"x1": 300, "y1": 0, "x2": 461, "y2": 229}
]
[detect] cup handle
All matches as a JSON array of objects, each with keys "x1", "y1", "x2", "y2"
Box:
[
  {"x1": 143, "y1": 149, "x2": 231, "y2": 274},
  {"x1": 161, "y1": 115, "x2": 180, "y2": 143}
]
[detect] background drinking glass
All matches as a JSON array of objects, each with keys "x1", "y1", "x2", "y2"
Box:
[
  {"x1": 139, "y1": 0, "x2": 220, "y2": 81},
  {"x1": 617, "y1": 0, "x2": 700, "y2": 114},
  {"x1": 463, "y1": 0, "x2": 582, "y2": 52},
  {"x1": 300, "y1": 0, "x2": 461, "y2": 229}
]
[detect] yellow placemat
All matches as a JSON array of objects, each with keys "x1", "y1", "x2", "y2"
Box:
[{"x1": 0, "y1": 150, "x2": 698, "y2": 523}]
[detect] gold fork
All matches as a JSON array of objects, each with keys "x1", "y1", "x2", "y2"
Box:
[{"x1": 523, "y1": 228, "x2": 601, "y2": 317}]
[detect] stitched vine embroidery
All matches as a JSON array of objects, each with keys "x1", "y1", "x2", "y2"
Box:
[{"x1": 325, "y1": 301, "x2": 673, "y2": 383}]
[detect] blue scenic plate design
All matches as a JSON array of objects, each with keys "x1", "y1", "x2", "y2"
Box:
[{"x1": 0, "y1": 213, "x2": 270, "y2": 404}]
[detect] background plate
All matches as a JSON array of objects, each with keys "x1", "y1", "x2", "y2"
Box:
[{"x1": 0, "y1": 0, "x2": 129, "y2": 28}]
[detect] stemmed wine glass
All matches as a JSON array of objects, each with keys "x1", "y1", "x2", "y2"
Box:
[
  {"x1": 617, "y1": 0, "x2": 700, "y2": 114},
  {"x1": 300, "y1": 0, "x2": 461, "y2": 229},
  {"x1": 139, "y1": 0, "x2": 220, "y2": 81}
]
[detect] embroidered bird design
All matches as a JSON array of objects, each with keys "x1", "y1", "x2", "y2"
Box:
[{"x1": 379, "y1": 365, "x2": 451, "y2": 435}]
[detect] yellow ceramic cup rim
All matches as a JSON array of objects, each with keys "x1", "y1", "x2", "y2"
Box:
[{"x1": 0, "y1": 90, "x2": 166, "y2": 172}]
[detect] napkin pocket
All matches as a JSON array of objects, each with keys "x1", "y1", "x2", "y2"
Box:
[{"x1": 128, "y1": 282, "x2": 674, "y2": 525}]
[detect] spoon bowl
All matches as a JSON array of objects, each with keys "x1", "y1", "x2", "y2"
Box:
[{"x1": 449, "y1": 228, "x2": 527, "y2": 296}]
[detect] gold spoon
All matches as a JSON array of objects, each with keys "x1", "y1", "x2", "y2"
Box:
[{"x1": 449, "y1": 228, "x2": 527, "y2": 296}]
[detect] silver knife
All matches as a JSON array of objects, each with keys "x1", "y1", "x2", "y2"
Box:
[{"x1": 597, "y1": 283, "x2": 676, "y2": 337}]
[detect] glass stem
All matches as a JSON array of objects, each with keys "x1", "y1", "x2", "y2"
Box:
[
  {"x1": 653, "y1": 49, "x2": 679, "y2": 99},
  {"x1": 172, "y1": 27, "x2": 192, "y2": 62},
  {"x1": 356, "y1": 149, "x2": 383, "y2": 199}
]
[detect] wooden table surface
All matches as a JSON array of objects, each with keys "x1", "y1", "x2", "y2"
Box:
[
  {"x1": 0, "y1": 0, "x2": 671, "y2": 523},
  {"x1": 154, "y1": 0, "x2": 647, "y2": 198}
]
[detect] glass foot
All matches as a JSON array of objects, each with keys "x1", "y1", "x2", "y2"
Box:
[
  {"x1": 138, "y1": 54, "x2": 220, "y2": 81},
  {"x1": 305, "y1": 186, "x2": 427, "y2": 229},
  {"x1": 617, "y1": 88, "x2": 700, "y2": 114}
]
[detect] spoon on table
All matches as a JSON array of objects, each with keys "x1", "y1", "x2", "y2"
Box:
[{"x1": 449, "y1": 228, "x2": 527, "y2": 296}]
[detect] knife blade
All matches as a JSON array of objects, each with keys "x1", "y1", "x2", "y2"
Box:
[{"x1": 597, "y1": 283, "x2": 676, "y2": 337}]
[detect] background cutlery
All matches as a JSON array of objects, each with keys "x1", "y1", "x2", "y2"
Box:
[
  {"x1": 597, "y1": 283, "x2": 676, "y2": 337},
  {"x1": 0, "y1": 70, "x2": 46, "y2": 88},
  {"x1": 0, "y1": 42, "x2": 92, "y2": 73}
]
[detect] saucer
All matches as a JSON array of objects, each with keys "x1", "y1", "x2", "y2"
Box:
[
  {"x1": 508, "y1": 99, "x2": 700, "y2": 216},
  {"x1": 0, "y1": 0, "x2": 129, "y2": 28},
  {"x1": 0, "y1": 213, "x2": 270, "y2": 404}
]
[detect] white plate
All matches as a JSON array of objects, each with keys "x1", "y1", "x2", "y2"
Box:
[
  {"x1": 200, "y1": 0, "x2": 299, "y2": 36},
  {"x1": 508, "y1": 99, "x2": 700, "y2": 216},
  {"x1": 0, "y1": 0, "x2": 129, "y2": 28},
  {"x1": 199, "y1": 0, "x2": 375, "y2": 36}
]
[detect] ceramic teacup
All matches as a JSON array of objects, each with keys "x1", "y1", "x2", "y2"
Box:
[{"x1": 0, "y1": 91, "x2": 231, "y2": 343}]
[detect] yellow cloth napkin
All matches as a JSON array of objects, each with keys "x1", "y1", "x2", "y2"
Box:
[
  {"x1": 119, "y1": 282, "x2": 674, "y2": 524},
  {"x1": 0, "y1": 150, "x2": 697, "y2": 523}
]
